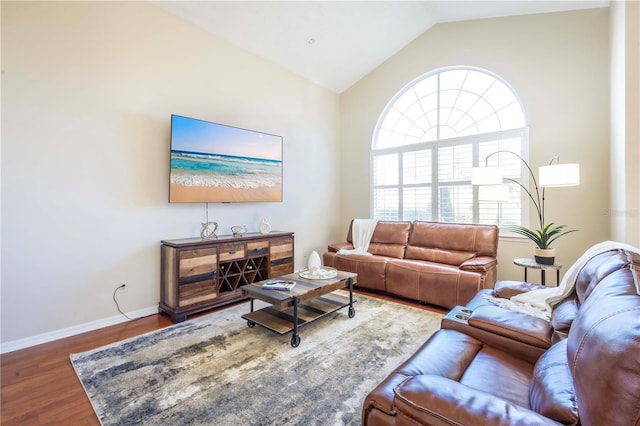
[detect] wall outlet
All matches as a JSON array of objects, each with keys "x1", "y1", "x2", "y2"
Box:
[{"x1": 303, "y1": 249, "x2": 309, "y2": 258}]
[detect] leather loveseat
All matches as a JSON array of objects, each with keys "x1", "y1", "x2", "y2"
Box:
[
  {"x1": 323, "y1": 220, "x2": 499, "y2": 309},
  {"x1": 362, "y1": 248, "x2": 640, "y2": 426}
]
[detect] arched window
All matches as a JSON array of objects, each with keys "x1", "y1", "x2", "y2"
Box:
[{"x1": 371, "y1": 66, "x2": 528, "y2": 227}]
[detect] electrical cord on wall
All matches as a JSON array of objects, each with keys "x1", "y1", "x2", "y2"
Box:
[{"x1": 113, "y1": 285, "x2": 133, "y2": 320}]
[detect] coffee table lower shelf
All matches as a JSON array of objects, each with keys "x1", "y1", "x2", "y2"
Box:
[{"x1": 242, "y1": 291, "x2": 355, "y2": 347}]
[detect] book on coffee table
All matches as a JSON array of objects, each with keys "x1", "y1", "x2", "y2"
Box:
[{"x1": 261, "y1": 280, "x2": 296, "y2": 291}]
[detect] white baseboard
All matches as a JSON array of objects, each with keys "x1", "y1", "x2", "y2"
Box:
[{"x1": 0, "y1": 306, "x2": 160, "y2": 354}]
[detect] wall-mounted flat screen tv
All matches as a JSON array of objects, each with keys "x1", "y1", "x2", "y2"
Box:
[{"x1": 169, "y1": 115, "x2": 283, "y2": 203}]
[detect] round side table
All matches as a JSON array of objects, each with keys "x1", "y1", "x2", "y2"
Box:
[{"x1": 513, "y1": 258, "x2": 562, "y2": 286}]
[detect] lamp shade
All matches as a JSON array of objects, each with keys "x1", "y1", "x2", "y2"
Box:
[
  {"x1": 471, "y1": 166, "x2": 503, "y2": 185},
  {"x1": 538, "y1": 163, "x2": 580, "y2": 187}
]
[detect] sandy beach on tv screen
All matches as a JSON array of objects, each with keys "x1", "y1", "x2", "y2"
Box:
[{"x1": 170, "y1": 184, "x2": 282, "y2": 203}]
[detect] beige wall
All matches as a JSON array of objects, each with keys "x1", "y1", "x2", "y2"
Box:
[
  {"x1": 1, "y1": 1, "x2": 340, "y2": 348},
  {"x1": 610, "y1": 0, "x2": 640, "y2": 246},
  {"x1": 339, "y1": 9, "x2": 611, "y2": 282}
]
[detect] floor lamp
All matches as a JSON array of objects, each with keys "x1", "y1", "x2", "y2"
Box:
[{"x1": 472, "y1": 150, "x2": 580, "y2": 264}]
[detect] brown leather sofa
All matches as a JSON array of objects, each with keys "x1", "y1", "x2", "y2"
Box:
[
  {"x1": 362, "y1": 249, "x2": 640, "y2": 425},
  {"x1": 323, "y1": 221, "x2": 499, "y2": 309}
]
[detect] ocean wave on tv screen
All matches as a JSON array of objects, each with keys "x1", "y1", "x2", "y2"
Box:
[
  {"x1": 170, "y1": 151, "x2": 281, "y2": 189},
  {"x1": 171, "y1": 171, "x2": 280, "y2": 189}
]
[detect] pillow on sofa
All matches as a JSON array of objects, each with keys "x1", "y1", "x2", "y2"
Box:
[{"x1": 529, "y1": 340, "x2": 579, "y2": 426}]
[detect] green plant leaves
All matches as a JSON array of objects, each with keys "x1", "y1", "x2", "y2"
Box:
[{"x1": 508, "y1": 223, "x2": 578, "y2": 249}]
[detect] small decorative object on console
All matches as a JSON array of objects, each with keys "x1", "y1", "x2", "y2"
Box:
[
  {"x1": 200, "y1": 221, "x2": 218, "y2": 240},
  {"x1": 231, "y1": 225, "x2": 246, "y2": 237},
  {"x1": 261, "y1": 280, "x2": 296, "y2": 291},
  {"x1": 259, "y1": 217, "x2": 271, "y2": 234}
]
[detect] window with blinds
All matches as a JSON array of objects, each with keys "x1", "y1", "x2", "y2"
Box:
[{"x1": 371, "y1": 67, "x2": 528, "y2": 227}]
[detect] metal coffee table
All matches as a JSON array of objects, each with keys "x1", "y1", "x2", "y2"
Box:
[{"x1": 240, "y1": 270, "x2": 357, "y2": 347}]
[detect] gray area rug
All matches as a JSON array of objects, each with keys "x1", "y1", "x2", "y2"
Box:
[{"x1": 71, "y1": 291, "x2": 442, "y2": 425}]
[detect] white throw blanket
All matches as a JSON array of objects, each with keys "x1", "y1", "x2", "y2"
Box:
[
  {"x1": 337, "y1": 219, "x2": 378, "y2": 256},
  {"x1": 483, "y1": 240, "x2": 640, "y2": 320}
]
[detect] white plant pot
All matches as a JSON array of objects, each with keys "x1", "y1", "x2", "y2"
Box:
[{"x1": 534, "y1": 247, "x2": 556, "y2": 265}]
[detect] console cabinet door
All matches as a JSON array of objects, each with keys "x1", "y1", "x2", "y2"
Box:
[
  {"x1": 270, "y1": 236, "x2": 294, "y2": 276},
  {"x1": 177, "y1": 248, "x2": 217, "y2": 307}
]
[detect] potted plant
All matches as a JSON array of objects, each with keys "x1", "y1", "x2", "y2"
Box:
[{"x1": 509, "y1": 223, "x2": 578, "y2": 265}]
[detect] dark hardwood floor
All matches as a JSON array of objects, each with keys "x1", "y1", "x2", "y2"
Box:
[{"x1": 0, "y1": 290, "x2": 443, "y2": 425}]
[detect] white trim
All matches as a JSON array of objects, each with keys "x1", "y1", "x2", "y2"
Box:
[{"x1": 0, "y1": 305, "x2": 159, "y2": 354}]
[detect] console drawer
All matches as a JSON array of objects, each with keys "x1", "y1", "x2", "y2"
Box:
[
  {"x1": 247, "y1": 241, "x2": 269, "y2": 257},
  {"x1": 218, "y1": 243, "x2": 245, "y2": 261}
]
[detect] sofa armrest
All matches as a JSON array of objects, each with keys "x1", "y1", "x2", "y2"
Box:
[
  {"x1": 327, "y1": 242, "x2": 353, "y2": 253},
  {"x1": 468, "y1": 305, "x2": 552, "y2": 349},
  {"x1": 393, "y1": 375, "x2": 561, "y2": 425},
  {"x1": 493, "y1": 280, "x2": 545, "y2": 299},
  {"x1": 460, "y1": 256, "x2": 497, "y2": 272}
]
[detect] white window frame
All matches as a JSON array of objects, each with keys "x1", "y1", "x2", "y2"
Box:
[{"x1": 370, "y1": 66, "x2": 529, "y2": 228}]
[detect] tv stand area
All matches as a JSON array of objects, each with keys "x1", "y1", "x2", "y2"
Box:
[{"x1": 160, "y1": 231, "x2": 294, "y2": 323}]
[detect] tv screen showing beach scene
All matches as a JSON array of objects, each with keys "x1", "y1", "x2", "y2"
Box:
[{"x1": 169, "y1": 115, "x2": 283, "y2": 203}]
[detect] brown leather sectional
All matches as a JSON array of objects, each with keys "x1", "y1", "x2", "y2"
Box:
[
  {"x1": 323, "y1": 220, "x2": 499, "y2": 309},
  {"x1": 362, "y1": 248, "x2": 640, "y2": 426}
]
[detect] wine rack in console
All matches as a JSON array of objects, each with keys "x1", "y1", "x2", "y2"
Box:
[{"x1": 160, "y1": 231, "x2": 294, "y2": 323}]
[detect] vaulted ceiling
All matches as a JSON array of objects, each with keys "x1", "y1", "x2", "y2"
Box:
[{"x1": 152, "y1": 1, "x2": 609, "y2": 93}]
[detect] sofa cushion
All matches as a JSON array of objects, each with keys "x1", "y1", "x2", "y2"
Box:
[
  {"x1": 363, "y1": 329, "x2": 484, "y2": 417},
  {"x1": 405, "y1": 245, "x2": 476, "y2": 266},
  {"x1": 326, "y1": 252, "x2": 388, "y2": 292},
  {"x1": 529, "y1": 340, "x2": 579, "y2": 425},
  {"x1": 366, "y1": 328, "x2": 536, "y2": 417},
  {"x1": 394, "y1": 375, "x2": 559, "y2": 426},
  {"x1": 386, "y1": 259, "x2": 485, "y2": 308},
  {"x1": 492, "y1": 280, "x2": 544, "y2": 299},
  {"x1": 567, "y1": 262, "x2": 640, "y2": 426},
  {"x1": 408, "y1": 221, "x2": 498, "y2": 257},
  {"x1": 347, "y1": 220, "x2": 411, "y2": 246},
  {"x1": 574, "y1": 249, "x2": 632, "y2": 304},
  {"x1": 549, "y1": 297, "x2": 578, "y2": 341},
  {"x1": 368, "y1": 242, "x2": 406, "y2": 259}
]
